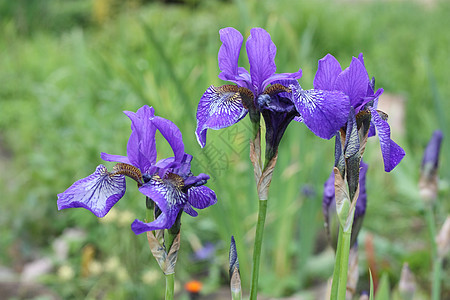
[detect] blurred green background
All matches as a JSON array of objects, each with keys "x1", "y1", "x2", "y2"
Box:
[{"x1": 0, "y1": 0, "x2": 449, "y2": 299}]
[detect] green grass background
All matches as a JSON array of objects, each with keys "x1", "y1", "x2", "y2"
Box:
[{"x1": 0, "y1": 0, "x2": 449, "y2": 298}]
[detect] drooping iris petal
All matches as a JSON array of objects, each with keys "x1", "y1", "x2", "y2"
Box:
[
  {"x1": 313, "y1": 54, "x2": 342, "y2": 91},
  {"x1": 134, "y1": 175, "x2": 187, "y2": 234},
  {"x1": 369, "y1": 107, "x2": 405, "y2": 172},
  {"x1": 292, "y1": 86, "x2": 350, "y2": 139},
  {"x1": 131, "y1": 214, "x2": 171, "y2": 235},
  {"x1": 187, "y1": 185, "x2": 217, "y2": 209},
  {"x1": 195, "y1": 85, "x2": 248, "y2": 147},
  {"x1": 57, "y1": 165, "x2": 126, "y2": 218},
  {"x1": 218, "y1": 27, "x2": 250, "y2": 87},
  {"x1": 246, "y1": 28, "x2": 277, "y2": 95},
  {"x1": 335, "y1": 57, "x2": 369, "y2": 109},
  {"x1": 152, "y1": 116, "x2": 185, "y2": 163}
]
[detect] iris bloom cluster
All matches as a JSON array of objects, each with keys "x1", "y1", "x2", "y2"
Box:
[
  {"x1": 57, "y1": 105, "x2": 217, "y2": 235},
  {"x1": 196, "y1": 27, "x2": 350, "y2": 154},
  {"x1": 314, "y1": 53, "x2": 405, "y2": 172}
]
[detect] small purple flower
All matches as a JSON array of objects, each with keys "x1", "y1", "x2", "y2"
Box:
[
  {"x1": 314, "y1": 53, "x2": 405, "y2": 172},
  {"x1": 323, "y1": 161, "x2": 368, "y2": 248},
  {"x1": 421, "y1": 130, "x2": 443, "y2": 174},
  {"x1": 58, "y1": 105, "x2": 217, "y2": 235},
  {"x1": 196, "y1": 27, "x2": 350, "y2": 148}
]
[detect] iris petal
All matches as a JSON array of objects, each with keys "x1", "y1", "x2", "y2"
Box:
[
  {"x1": 369, "y1": 107, "x2": 405, "y2": 172},
  {"x1": 57, "y1": 165, "x2": 126, "y2": 218},
  {"x1": 195, "y1": 85, "x2": 248, "y2": 147},
  {"x1": 335, "y1": 57, "x2": 369, "y2": 109},
  {"x1": 313, "y1": 54, "x2": 342, "y2": 91},
  {"x1": 246, "y1": 28, "x2": 277, "y2": 95},
  {"x1": 124, "y1": 105, "x2": 157, "y2": 172},
  {"x1": 292, "y1": 86, "x2": 350, "y2": 139},
  {"x1": 187, "y1": 186, "x2": 217, "y2": 209},
  {"x1": 152, "y1": 116, "x2": 185, "y2": 163},
  {"x1": 218, "y1": 27, "x2": 250, "y2": 86}
]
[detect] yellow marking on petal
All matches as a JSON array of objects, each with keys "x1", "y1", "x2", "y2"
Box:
[
  {"x1": 111, "y1": 163, "x2": 143, "y2": 185},
  {"x1": 165, "y1": 173, "x2": 185, "y2": 189},
  {"x1": 263, "y1": 84, "x2": 291, "y2": 96},
  {"x1": 376, "y1": 110, "x2": 388, "y2": 121}
]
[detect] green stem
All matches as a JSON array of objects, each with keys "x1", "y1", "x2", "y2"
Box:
[
  {"x1": 337, "y1": 229, "x2": 351, "y2": 300},
  {"x1": 249, "y1": 199, "x2": 268, "y2": 300},
  {"x1": 330, "y1": 226, "x2": 344, "y2": 299},
  {"x1": 432, "y1": 257, "x2": 443, "y2": 300},
  {"x1": 425, "y1": 206, "x2": 441, "y2": 300},
  {"x1": 165, "y1": 273, "x2": 175, "y2": 300}
]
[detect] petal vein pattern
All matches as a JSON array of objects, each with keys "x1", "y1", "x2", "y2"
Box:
[{"x1": 57, "y1": 165, "x2": 126, "y2": 218}]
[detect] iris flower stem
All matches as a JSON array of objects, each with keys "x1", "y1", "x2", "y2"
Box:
[
  {"x1": 337, "y1": 228, "x2": 352, "y2": 300},
  {"x1": 249, "y1": 198, "x2": 268, "y2": 300},
  {"x1": 165, "y1": 273, "x2": 175, "y2": 300},
  {"x1": 330, "y1": 226, "x2": 344, "y2": 298},
  {"x1": 425, "y1": 206, "x2": 441, "y2": 300}
]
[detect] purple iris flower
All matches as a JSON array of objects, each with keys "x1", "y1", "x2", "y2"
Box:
[
  {"x1": 196, "y1": 27, "x2": 350, "y2": 148},
  {"x1": 421, "y1": 130, "x2": 443, "y2": 174},
  {"x1": 323, "y1": 161, "x2": 368, "y2": 248},
  {"x1": 314, "y1": 53, "x2": 405, "y2": 172},
  {"x1": 57, "y1": 105, "x2": 217, "y2": 235}
]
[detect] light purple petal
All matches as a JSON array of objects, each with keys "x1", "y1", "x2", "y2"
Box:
[
  {"x1": 152, "y1": 116, "x2": 185, "y2": 163},
  {"x1": 57, "y1": 165, "x2": 126, "y2": 218},
  {"x1": 292, "y1": 86, "x2": 350, "y2": 139},
  {"x1": 100, "y1": 153, "x2": 130, "y2": 165},
  {"x1": 131, "y1": 214, "x2": 172, "y2": 235},
  {"x1": 369, "y1": 107, "x2": 405, "y2": 172},
  {"x1": 261, "y1": 69, "x2": 302, "y2": 90},
  {"x1": 313, "y1": 54, "x2": 342, "y2": 91},
  {"x1": 246, "y1": 28, "x2": 277, "y2": 94},
  {"x1": 195, "y1": 85, "x2": 248, "y2": 147},
  {"x1": 335, "y1": 57, "x2": 369, "y2": 108},
  {"x1": 124, "y1": 105, "x2": 157, "y2": 172},
  {"x1": 187, "y1": 186, "x2": 217, "y2": 209},
  {"x1": 218, "y1": 27, "x2": 250, "y2": 86}
]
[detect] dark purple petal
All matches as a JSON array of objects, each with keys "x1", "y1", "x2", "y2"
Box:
[
  {"x1": 355, "y1": 161, "x2": 368, "y2": 218},
  {"x1": 187, "y1": 186, "x2": 217, "y2": 209},
  {"x1": 57, "y1": 165, "x2": 126, "y2": 218},
  {"x1": 422, "y1": 130, "x2": 443, "y2": 170},
  {"x1": 183, "y1": 204, "x2": 198, "y2": 217},
  {"x1": 152, "y1": 116, "x2": 185, "y2": 163},
  {"x1": 369, "y1": 107, "x2": 405, "y2": 172},
  {"x1": 195, "y1": 85, "x2": 248, "y2": 147},
  {"x1": 313, "y1": 54, "x2": 342, "y2": 91},
  {"x1": 218, "y1": 27, "x2": 250, "y2": 87},
  {"x1": 292, "y1": 86, "x2": 350, "y2": 139},
  {"x1": 322, "y1": 171, "x2": 335, "y2": 213},
  {"x1": 246, "y1": 28, "x2": 277, "y2": 94},
  {"x1": 335, "y1": 57, "x2": 369, "y2": 108}
]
